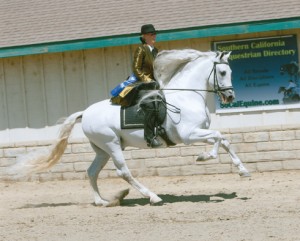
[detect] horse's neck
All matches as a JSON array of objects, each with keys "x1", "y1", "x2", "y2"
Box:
[
  {"x1": 163, "y1": 59, "x2": 212, "y2": 113},
  {"x1": 165, "y1": 58, "x2": 211, "y2": 94}
]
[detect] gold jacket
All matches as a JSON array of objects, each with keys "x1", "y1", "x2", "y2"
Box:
[{"x1": 132, "y1": 44, "x2": 158, "y2": 83}]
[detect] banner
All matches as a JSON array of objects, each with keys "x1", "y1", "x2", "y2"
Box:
[{"x1": 213, "y1": 35, "x2": 299, "y2": 111}]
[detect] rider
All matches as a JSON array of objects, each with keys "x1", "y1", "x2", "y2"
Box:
[{"x1": 132, "y1": 24, "x2": 162, "y2": 148}]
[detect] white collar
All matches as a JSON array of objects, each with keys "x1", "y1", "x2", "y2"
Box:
[{"x1": 147, "y1": 45, "x2": 154, "y2": 51}]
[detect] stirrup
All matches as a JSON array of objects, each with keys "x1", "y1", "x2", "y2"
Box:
[
  {"x1": 157, "y1": 127, "x2": 176, "y2": 147},
  {"x1": 147, "y1": 137, "x2": 162, "y2": 148}
]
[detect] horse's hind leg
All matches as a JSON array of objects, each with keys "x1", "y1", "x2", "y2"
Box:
[
  {"x1": 220, "y1": 138, "x2": 250, "y2": 177},
  {"x1": 107, "y1": 144, "x2": 162, "y2": 205},
  {"x1": 87, "y1": 143, "x2": 111, "y2": 206}
]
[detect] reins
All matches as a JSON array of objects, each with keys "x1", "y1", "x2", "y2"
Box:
[
  {"x1": 161, "y1": 88, "x2": 216, "y2": 93},
  {"x1": 160, "y1": 62, "x2": 233, "y2": 94},
  {"x1": 157, "y1": 61, "x2": 233, "y2": 123},
  {"x1": 141, "y1": 59, "x2": 234, "y2": 123}
]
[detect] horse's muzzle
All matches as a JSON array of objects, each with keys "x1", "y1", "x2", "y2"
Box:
[{"x1": 219, "y1": 89, "x2": 235, "y2": 104}]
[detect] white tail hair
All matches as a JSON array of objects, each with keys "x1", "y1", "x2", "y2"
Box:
[{"x1": 8, "y1": 111, "x2": 83, "y2": 179}]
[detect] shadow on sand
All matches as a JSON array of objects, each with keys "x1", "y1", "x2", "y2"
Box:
[
  {"x1": 17, "y1": 202, "x2": 81, "y2": 209},
  {"x1": 122, "y1": 192, "x2": 249, "y2": 206},
  {"x1": 17, "y1": 192, "x2": 249, "y2": 209}
]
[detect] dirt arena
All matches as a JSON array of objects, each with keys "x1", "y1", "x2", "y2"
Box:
[{"x1": 1, "y1": 170, "x2": 300, "y2": 241}]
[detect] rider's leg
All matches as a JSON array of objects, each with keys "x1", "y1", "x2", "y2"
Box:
[{"x1": 140, "y1": 96, "x2": 162, "y2": 148}]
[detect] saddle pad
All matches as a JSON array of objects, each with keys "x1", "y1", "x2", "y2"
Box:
[{"x1": 121, "y1": 104, "x2": 144, "y2": 129}]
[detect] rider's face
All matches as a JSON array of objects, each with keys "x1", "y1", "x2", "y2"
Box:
[{"x1": 143, "y1": 33, "x2": 156, "y2": 46}]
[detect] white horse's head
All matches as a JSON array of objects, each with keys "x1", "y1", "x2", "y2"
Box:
[
  {"x1": 209, "y1": 51, "x2": 235, "y2": 104},
  {"x1": 154, "y1": 49, "x2": 235, "y2": 104}
]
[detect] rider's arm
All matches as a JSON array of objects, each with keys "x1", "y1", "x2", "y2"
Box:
[{"x1": 132, "y1": 46, "x2": 153, "y2": 83}]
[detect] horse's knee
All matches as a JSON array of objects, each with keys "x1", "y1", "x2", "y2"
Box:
[
  {"x1": 214, "y1": 131, "x2": 223, "y2": 140},
  {"x1": 206, "y1": 138, "x2": 215, "y2": 144},
  {"x1": 206, "y1": 131, "x2": 222, "y2": 143}
]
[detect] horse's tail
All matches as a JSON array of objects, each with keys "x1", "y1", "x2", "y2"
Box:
[{"x1": 8, "y1": 111, "x2": 84, "y2": 179}]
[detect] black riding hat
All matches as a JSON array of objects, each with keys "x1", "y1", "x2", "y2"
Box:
[{"x1": 141, "y1": 24, "x2": 156, "y2": 34}]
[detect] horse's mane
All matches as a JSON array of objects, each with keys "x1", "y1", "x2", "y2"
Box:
[{"x1": 154, "y1": 49, "x2": 215, "y2": 87}]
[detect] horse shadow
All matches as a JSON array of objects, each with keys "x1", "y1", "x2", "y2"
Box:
[
  {"x1": 121, "y1": 192, "x2": 249, "y2": 207},
  {"x1": 16, "y1": 192, "x2": 249, "y2": 209},
  {"x1": 17, "y1": 202, "x2": 82, "y2": 209}
]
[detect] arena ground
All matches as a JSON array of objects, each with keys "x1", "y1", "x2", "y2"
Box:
[{"x1": 1, "y1": 170, "x2": 299, "y2": 241}]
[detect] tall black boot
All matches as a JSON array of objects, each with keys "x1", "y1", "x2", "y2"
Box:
[{"x1": 141, "y1": 101, "x2": 162, "y2": 148}]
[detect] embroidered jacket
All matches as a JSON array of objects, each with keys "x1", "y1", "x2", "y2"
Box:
[{"x1": 132, "y1": 44, "x2": 158, "y2": 83}]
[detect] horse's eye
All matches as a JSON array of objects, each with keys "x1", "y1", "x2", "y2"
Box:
[{"x1": 220, "y1": 71, "x2": 226, "y2": 76}]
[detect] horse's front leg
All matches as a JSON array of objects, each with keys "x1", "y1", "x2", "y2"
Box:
[
  {"x1": 196, "y1": 137, "x2": 220, "y2": 161},
  {"x1": 187, "y1": 128, "x2": 250, "y2": 177},
  {"x1": 187, "y1": 129, "x2": 222, "y2": 161},
  {"x1": 221, "y1": 138, "x2": 250, "y2": 177}
]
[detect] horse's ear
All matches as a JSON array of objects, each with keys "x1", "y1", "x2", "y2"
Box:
[
  {"x1": 220, "y1": 51, "x2": 231, "y2": 62},
  {"x1": 219, "y1": 52, "x2": 225, "y2": 59},
  {"x1": 215, "y1": 51, "x2": 221, "y2": 58}
]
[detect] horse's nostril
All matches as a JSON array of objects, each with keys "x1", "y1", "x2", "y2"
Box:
[{"x1": 228, "y1": 95, "x2": 234, "y2": 102}]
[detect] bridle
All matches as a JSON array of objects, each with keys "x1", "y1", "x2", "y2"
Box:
[
  {"x1": 208, "y1": 62, "x2": 233, "y2": 93},
  {"x1": 155, "y1": 59, "x2": 234, "y2": 125},
  {"x1": 161, "y1": 61, "x2": 233, "y2": 94},
  {"x1": 158, "y1": 61, "x2": 233, "y2": 123}
]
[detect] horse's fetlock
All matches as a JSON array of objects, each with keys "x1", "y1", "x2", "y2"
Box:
[{"x1": 214, "y1": 131, "x2": 222, "y2": 139}]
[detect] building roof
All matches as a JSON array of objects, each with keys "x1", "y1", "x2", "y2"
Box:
[{"x1": 0, "y1": 0, "x2": 299, "y2": 52}]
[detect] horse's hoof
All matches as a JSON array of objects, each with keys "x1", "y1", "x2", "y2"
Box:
[
  {"x1": 93, "y1": 200, "x2": 109, "y2": 207},
  {"x1": 239, "y1": 172, "x2": 251, "y2": 178},
  {"x1": 150, "y1": 195, "x2": 163, "y2": 205},
  {"x1": 150, "y1": 200, "x2": 164, "y2": 206},
  {"x1": 196, "y1": 153, "x2": 210, "y2": 162}
]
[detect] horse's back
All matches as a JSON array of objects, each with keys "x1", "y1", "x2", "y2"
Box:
[
  {"x1": 81, "y1": 99, "x2": 148, "y2": 149},
  {"x1": 82, "y1": 99, "x2": 120, "y2": 134}
]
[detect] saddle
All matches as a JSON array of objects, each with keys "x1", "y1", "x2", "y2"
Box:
[
  {"x1": 120, "y1": 91, "x2": 176, "y2": 147},
  {"x1": 120, "y1": 104, "x2": 144, "y2": 129},
  {"x1": 111, "y1": 81, "x2": 158, "y2": 107}
]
